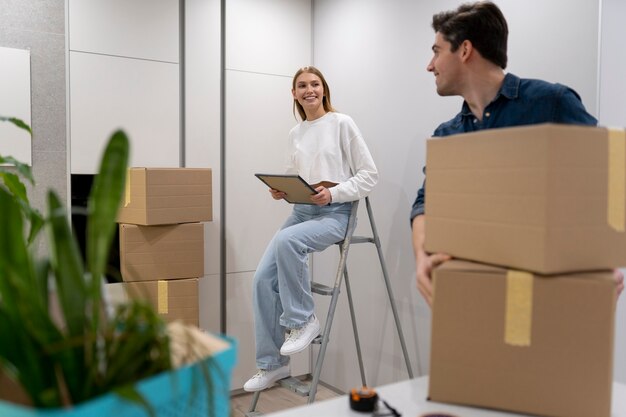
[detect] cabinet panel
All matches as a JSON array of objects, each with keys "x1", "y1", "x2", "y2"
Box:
[
  {"x1": 226, "y1": 0, "x2": 311, "y2": 76},
  {"x1": 69, "y1": 0, "x2": 179, "y2": 63},
  {"x1": 199, "y1": 274, "x2": 221, "y2": 333},
  {"x1": 0, "y1": 47, "x2": 31, "y2": 164},
  {"x1": 227, "y1": 271, "x2": 309, "y2": 390},
  {"x1": 225, "y1": 70, "x2": 295, "y2": 273},
  {"x1": 185, "y1": 0, "x2": 221, "y2": 276},
  {"x1": 70, "y1": 51, "x2": 179, "y2": 174}
]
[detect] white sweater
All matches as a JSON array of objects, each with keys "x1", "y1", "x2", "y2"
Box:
[{"x1": 285, "y1": 112, "x2": 378, "y2": 203}]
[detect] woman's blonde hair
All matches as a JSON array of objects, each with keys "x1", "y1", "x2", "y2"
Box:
[{"x1": 292, "y1": 66, "x2": 335, "y2": 120}]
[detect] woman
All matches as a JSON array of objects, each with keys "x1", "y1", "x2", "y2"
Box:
[{"x1": 244, "y1": 66, "x2": 378, "y2": 392}]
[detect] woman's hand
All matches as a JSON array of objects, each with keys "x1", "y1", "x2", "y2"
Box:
[
  {"x1": 311, "y1": 186, "x2": 332, "y2": 206},
  {"x1": 269, "y1": 188, "x2": 286, "y2": 200}
]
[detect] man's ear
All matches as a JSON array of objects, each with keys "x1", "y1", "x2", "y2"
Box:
[{"x1": 460, "y1": 39, "x2": 473, "y2": 62}]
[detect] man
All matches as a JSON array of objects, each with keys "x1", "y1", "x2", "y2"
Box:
[{"x1": 411, "y1": 1, "x2": 624, "y2": 306}]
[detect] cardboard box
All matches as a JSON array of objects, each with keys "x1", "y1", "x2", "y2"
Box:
[
  {"x1": 115, "y1": 278, "x2": 200, "y2": 327},
  {"x1": 117, "y1": 168, "x2": 212, "y2": 225},
  {"x1": 119, "y1": 223, "x2": 204, "y2": 282},
  {"x1": 425, "y1": 124, "x2": 626, "y2": 273},
  {"x1": 429, "y1": 260, "x2": 616, "y2": 417}
]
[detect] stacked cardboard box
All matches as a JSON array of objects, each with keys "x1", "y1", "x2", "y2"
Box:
[
  {"x1": 425, "y1": 124, "x2": 623, "y2": 417},
  {"x1": 114, "y1": 167, "x2": 212, "y2": 327}
]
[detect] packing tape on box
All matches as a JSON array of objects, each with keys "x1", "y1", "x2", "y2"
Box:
[
  {"x1": 158, "y1": 280, "x2": 169, "y2": 314},
  {"x1": 124, "y1": 169, "x2": 131, "y2": 207},
  {"x1": 608, "y1": 128, "x2": 626, "y2": 232},
  {"x1": 505, "y1": 270, "x2": 533, "y2": 347}
]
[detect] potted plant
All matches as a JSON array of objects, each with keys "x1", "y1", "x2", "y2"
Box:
[{"x1": 0, "y1": 117, "x2": 235, "y2": 417}]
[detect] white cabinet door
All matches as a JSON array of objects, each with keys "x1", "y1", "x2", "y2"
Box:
[
  {"x1": 70, "y1": 51, "x2": 180, "y2": 174},
  {"x1": 225, "y1": 70, "x2": 295, "y2": 273},
  {"x1": 0, "y1": 47, "x2": 31, "y2": 165},
  {"x1": 69, "y1": 0, "x2": 179, "y2": 63}
]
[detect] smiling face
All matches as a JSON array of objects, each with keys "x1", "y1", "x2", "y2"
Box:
[
  {"x1": 292, "y1": 71, "x2": 326, "y2": 120},
  {"x1": 427, "y1": 32, "x2": 464, "y2": 96}
]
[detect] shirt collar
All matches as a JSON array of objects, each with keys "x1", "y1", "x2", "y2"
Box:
[{"x1": 460, "y1": 73, "x2": 520, "y2": 117}]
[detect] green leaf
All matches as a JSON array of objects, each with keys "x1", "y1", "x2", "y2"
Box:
[
  {"x1": 47, "y1": 190, "x2": 87, "y2": 337},
  {"x1": 0, "y1": 116, "x2": 32, "y2": 135},
  {"x1": 0, "y1": 187, "x2": 30, "y2": 314},
  {"x1": 0, "y1": 125, "x2": 204, "y2": 410},
  {"x1": 0, "y1": 158, "x2": 43, "y2": 245},
  {"x1": 0, "y1": 309, "x2": 61, "y2": 408},
  {"x1": 26, "y1": 207, "x2": 45, "y2": 246},
  {"x1": 101, "y1": 303, "x2": 170, "y2": 388},
  {"x1": 0, "y1": 171, "x2": 28, "y2": 201},
  {"x1": 86, "y1": 130, "x2": 129, "y2": 287},
  {"x1": 46, "y1": 190, "x2": 88, "y2": 403},
  {"x1": 0, "y1": 155, "x2": 35, "y2": 186}
]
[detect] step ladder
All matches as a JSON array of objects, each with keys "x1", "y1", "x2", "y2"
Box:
[{"x1": 246, "y1": 197, "x2": 413, "y2": 416}]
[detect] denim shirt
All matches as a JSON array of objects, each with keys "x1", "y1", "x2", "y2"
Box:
[{"x1": 410, "y1": 73, "x2": 597, "y2": 223}]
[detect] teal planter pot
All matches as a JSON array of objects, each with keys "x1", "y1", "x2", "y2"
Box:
[{"x1": 0, "y1": 337, "x2": 237, "y2": 417}]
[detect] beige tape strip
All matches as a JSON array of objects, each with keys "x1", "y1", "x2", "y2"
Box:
[
  {"x1": 505, "y1": 270, "x2": 533, "y2": 347},
  {"x1": 124, "y1": 169, "x2": 131, "y2": 207},
  {"x1": 157, "y1": 280, "x2": 169, "y2": 314},
  {"x1": 608, "y1": 128, "x2": 626, "y2": 232}
]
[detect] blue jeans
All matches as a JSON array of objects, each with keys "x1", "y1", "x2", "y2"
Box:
[{"x1": 252, "y1": 202, "x2": 353, "y2": 370}]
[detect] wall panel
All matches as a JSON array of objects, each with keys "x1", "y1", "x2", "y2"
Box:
[
  {"x1": 70, "y1": 52, "x2": 179, "y2": 174},
  {"x1": 226, "y1": 0, "x2": 311, "y2": 75},
  {"x1": 312, "y1": 0, "x2": 600, "y2": 392},
  {"x1": 69, "y1": 0, "x2": 179, "y2": 62},
  {"x1": 0, "y1": 47, "x2": 31, "y2": 164},
  {"x1": 224, "y1": 0, "x2": 312, "y2": 389},
  {"x1": 599, "y1": 0, "x2": 626, "y2": 384},
  {"x1": 186, "y1": 0, "x2": 222, "y2": 277},
  {"x1": 225, "y1": 70, "x2": 296, "y2": 273}
]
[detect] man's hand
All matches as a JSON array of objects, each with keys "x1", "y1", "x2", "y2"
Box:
[
  {"x1": 412, "y1": 214, "x2": 451, "y2": 307},
  {"x1": 416, "y1": 252, "x2": 451, "y2": 307},
  {"x1": 614, "y1": 269, "x2": 624, "y2": 299}
]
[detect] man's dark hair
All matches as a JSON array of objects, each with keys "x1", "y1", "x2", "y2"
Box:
[{"x1": 432, "y1": 1, "x2": 508, "y2": 69}]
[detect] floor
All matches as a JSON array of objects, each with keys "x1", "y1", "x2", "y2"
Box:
[{"x1": 230, "y1": 377, "x2": 342, "y2": 416}]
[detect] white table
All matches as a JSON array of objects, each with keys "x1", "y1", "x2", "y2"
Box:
[{"x1": 266, "y1": 376, "x2": 626, "y2": 417}]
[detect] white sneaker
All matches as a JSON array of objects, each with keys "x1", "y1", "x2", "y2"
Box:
[
  {"x1": 243, "y1": 365, "x2": 290, "y2": 392},
  {"x1": 280, "y1": 315, "x2": 320, "y2": 356}
]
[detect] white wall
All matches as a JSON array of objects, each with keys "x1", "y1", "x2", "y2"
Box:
[
  {"x1": 599, "y1": 0, "x2": 626, "y2": 384},
  {"x1": 224, "y1": 0, "x2": 313, "y2": 389},
  {"x1": 64, "y1": 0, "x2": 625, "y2": 393},
  {"x1": 312, "y1": 0, "x2": 602, "y2": 392},
  {"x1": 185, "y1": 0, "x2": 222, "y2": 335},
  {"x1": 0, "y1": 47, "x2": 31, "y2": 165},
  {"x1": 68, "y1": 0, "x2": 180, "y2": 174}
]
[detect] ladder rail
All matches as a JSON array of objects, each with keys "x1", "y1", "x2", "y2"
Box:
[
  {"x1": 248, "y1": 197, "x2": 414, "y2": 413},
  {"x1": 342, "y1": 266, "x2": 367, "y2": 386},
  {"x1": 364, "y1": 197, "x2": 414, "y2": 379},
  {"x1": 308, "y1": 200, "x2": 359, "y2": 403}
]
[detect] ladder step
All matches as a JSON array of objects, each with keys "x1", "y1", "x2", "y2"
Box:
[
  {"x1": 278, "y1": 377, "x2": 311, "y2": 396},
  {"x1": 245, "y1": 412, "x2": 264, "y2": 417},
  {"x1": 311, "y1": 282, "x2": 334, "y2": 296},
  {"x1": 349, "y1": 236, "x2": 375, "y2": 244},
  {"x1": 311, "y1": 334, "x2": 323, "y2": 344}
]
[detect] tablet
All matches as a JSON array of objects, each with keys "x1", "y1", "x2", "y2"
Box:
[{"x1": 255, "y1": 174, "x2": 318, "y2": 204}]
